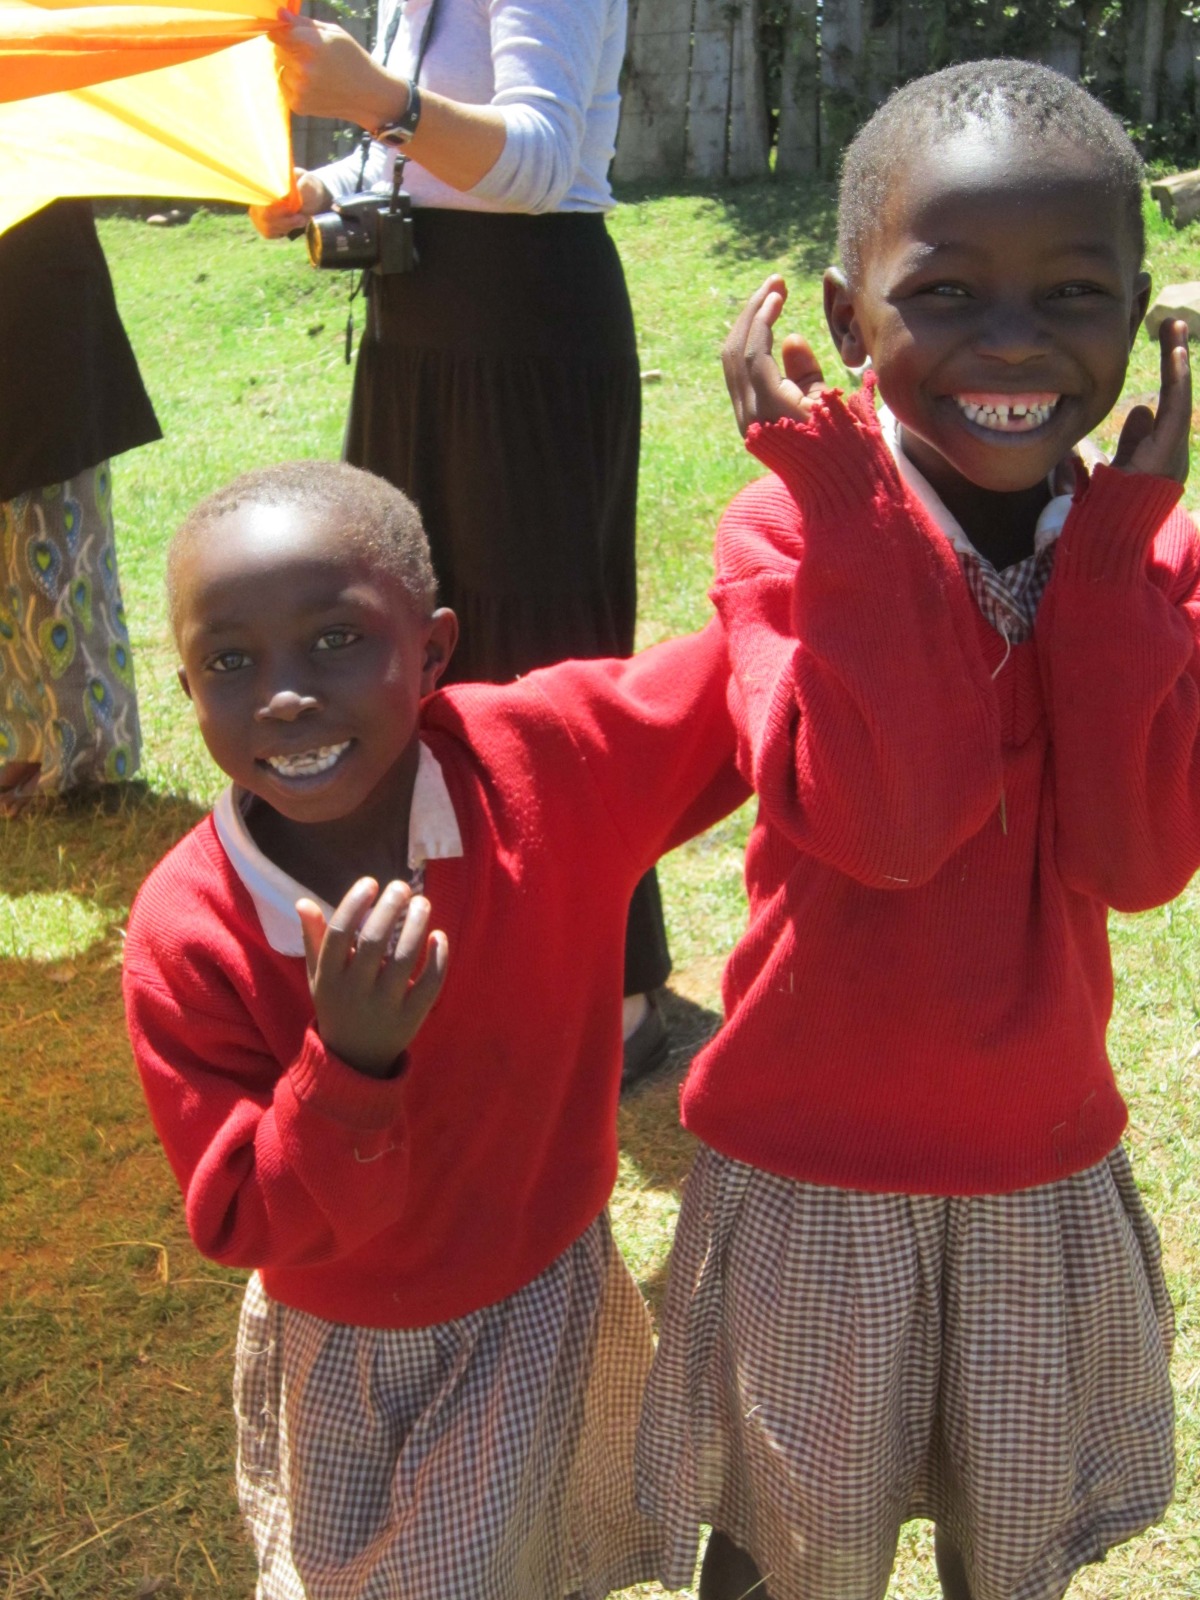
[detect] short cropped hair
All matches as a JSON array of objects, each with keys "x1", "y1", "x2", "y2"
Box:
[
  {"x1": 168, "y1": 459, "x2": 437, "y2": 637},
  {"x1": 838, "y1": 58, "x2": 1145, "y2": 286}
]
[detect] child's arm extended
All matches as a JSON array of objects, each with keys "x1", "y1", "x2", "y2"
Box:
[
  {"x1": 526, "y1": 615, "x2": 749, "y2": 866},
  {"x1": 716, "y1": 278, "x2": 1003, "y2": 887},
  {"x1": 123, "y1": 869, "x2": 445, "y2": 1270},
  {"x1": 1039, "y1": 319, "x2": 1200, "y2": 910}
]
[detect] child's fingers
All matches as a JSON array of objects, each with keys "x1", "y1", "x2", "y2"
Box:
[
  {"x1": 1112, "y1": 404, "x2": 1156, "y2": 471},
  {"x1": 296, "y1": 897, "x2": 328, "y2": 981},
  {"x1": 398, "y1": 930, "x2": 450, "y2": 1033},
  {"x1": 779, "y1": 333, "x2": 825, "y2": 397},
  {"x1": 317, "y1": 876, "x2": 380, "y2": 976},
  {"x1": 727, "y1": 275, "x2": 787, "y2": 359},
  {"x1": 1152, "y1": 318, "x2": 1192, "y2": 481},
  {"x1": 723, "y1": 276, "x2": 788, "y2": 433},
  {"x1": 1112, "y1": 320, "x2": 1192, "y2": 480},
  {"x1": 346, "y1": 880, "x2": 413, "y2": 983},
  {"x1": 380, "y1": 893, "x2": 434, "y2": 995}
]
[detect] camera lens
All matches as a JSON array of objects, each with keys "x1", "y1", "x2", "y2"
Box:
[{"x1": 306, "y1": 209, "x2": 378, "y2": 270}]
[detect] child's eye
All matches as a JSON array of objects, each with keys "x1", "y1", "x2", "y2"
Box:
[
  {"x1": 314, "y1": 628, "x2": 361, "y2": 651},
  {"x1": 1051, "y1": 282, "x2": 1103, "y2": 299},
  {"x1": 207, "y1": 650, "x2": 249, "y2": 673},
  {"x1": 916, "y1": 282, "x2": 971, "y2": 299}
]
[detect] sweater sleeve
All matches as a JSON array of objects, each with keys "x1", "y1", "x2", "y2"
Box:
[
  {"x1": 1037, "y1": 465, "x2": 1200, "y2": 911},
  {"x1": 714, "y1": 388, "x2": 1004, "y2": 888},
  {"x1": 467, "y1": 0, "x2": 612, "y2": 212},
  {"x1": 123, "y1": 886, "x2": 411, "y2": 1273},
  {"x1": 528, "y1": 617, "x2": 749, "y2": 868}
]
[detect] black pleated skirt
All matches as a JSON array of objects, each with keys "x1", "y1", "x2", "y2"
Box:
[
  {"x1": 346, "y1": 209, "x2": 640, "y2": 681},
  {"x1": 345, "y1": 208, "x2": 668, "y2": 992}
]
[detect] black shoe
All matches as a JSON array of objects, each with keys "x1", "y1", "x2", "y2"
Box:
[{"x1": 620, "y1": 993, "x2": 670, "y2": 1092}]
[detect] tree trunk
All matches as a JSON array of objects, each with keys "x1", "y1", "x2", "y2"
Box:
[
  {"x1": 726, "y1": 0, "x2": 770, "y2": 177},
  {"x1": 1139, "y1": 0, "x2": 1167, "y2": 124},
  {"x1": 819, "y1": 0, "x2": 865, "y2": 175},
  {"x1": 688, "y1": 0, "x2": 732, "y2": 177},
  {"x1": 776, "y1": 0, "x2": 820, "y2": 175},
  {"x1": 613, "y1": 0, "x2": 692, "y2": 182}
]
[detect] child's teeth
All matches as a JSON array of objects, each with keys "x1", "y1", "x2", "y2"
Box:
[
  {"x1": 267, "y1": 742, "x2": 349, "y2": 776},
  {"x1": 955, "y1": 397, "x2": 1057, "y2": 430}
]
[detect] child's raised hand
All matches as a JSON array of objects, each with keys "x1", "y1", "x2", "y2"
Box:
[
  {"x1": 296, "y1": 878, "x2": 448, "y2": 1078},
  {"x1": 723, "y1": 275, "x2": 826, "y2": 437},
  {"x1": 1112, "y1": 317, "x2": 1192, "y2": 483}
]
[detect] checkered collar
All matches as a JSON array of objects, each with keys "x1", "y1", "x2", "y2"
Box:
[{"x1": 213, "y1": 740, "x2": 463, "y2": 957}]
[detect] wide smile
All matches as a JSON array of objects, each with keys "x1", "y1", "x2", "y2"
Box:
[
  {"x1": 952, "y1": 392, "x2": 1062, "y2": 434},
  {"x1": 260, "y1": 740, "x2": 352, "y2": 780}
]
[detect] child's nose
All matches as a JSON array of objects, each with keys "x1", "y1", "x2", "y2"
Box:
[
  {"x1": 256, "y1": 688, "x2": 319, "y2": 721},
  {"x1": 977, "y1": 302, "x2": 1048, "y2": 362}
]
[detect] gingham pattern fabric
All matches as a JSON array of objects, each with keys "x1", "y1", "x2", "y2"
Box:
[
  {"x1": 958, "y1": 542, "x2": 1056, "y2": 645},
  {"x1": 637, "y1": 1145, "x2": 1176, "y2": 1600},
  {"x1": 235, "y1": 1213, "x2": 666, "y2": 1600}
]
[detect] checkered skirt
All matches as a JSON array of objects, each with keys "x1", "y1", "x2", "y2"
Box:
[
  {"x1": 637, "y1": 1144, "x2": 1176, "y2": 1600},
  {"x1": 234, "y1": 1213, "x2": 665, "y2": 1600}
]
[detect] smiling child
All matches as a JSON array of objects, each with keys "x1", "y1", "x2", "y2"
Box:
[
  {"x1": 121, "y1": 460, "x2": 745, "y2": 1600},
  {"x1": 636, "y1": 60, "x2": 1199, "y2": 1600}
]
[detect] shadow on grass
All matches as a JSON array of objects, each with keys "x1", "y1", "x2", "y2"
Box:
[
  {"x1": 1, "y1": 783, "x2": 206, "y2": 1073},
  {"x1": 0, "y1": 783, "x2": 205, "y2": 907},
  {"x1": 615, "y1": 174, "x2": 841, "y2": 275},
  {"x1": 616, "y1": 989, "x2": 720, "y2": 1311}
]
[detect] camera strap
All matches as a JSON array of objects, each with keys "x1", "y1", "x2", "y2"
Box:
[{"x1": 344, "y1": 0, "x2": 444, "y2": 362}]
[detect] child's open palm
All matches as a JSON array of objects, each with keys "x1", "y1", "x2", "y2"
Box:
[
  {"x1": 296, "y1": 878, "x2": 448, "y2": 1078},
  {"x1": 1112, "y1": 317, "x2": 1192, "y2": 482},
  {"x1": 724, "y1": 275, "x2": 827, "y2": 436}
]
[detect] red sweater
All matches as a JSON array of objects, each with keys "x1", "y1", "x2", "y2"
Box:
[
  {"x1": 681, "y1": 387, "x2": 1200, "y2": 1195},
  {"x1": 123, "y1": 627, "x2": 745, "y2": 1328}
]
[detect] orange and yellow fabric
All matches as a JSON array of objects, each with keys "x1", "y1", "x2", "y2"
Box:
[{"x1": 0, "y1": 0, "x2": 296, "y2": 234}]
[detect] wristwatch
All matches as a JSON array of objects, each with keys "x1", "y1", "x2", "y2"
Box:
[{"x1": 373, "y1": 79, "x2": 422, "y2": 145}]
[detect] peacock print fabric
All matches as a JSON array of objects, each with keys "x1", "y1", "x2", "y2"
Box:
[{"x1": 0, "y1": 461, "x2": 141, "y2": 799}]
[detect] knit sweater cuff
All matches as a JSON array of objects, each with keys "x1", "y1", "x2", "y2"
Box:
[
  {"x1": 289, "y1": 1024, "x2": 408, "y2": 1129},
  {"x1": 742, "y1": 385, "x2": 901, "y2": 533},
  {"x1": 1053, "y1": 465, "x2": 1183, "y2": 585}
]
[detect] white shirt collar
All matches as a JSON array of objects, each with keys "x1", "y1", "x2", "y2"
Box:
[
  {"x1": 212, "y1": 740, "x2": 463, "y2": 957},
  {"x1": 878, "y1": 402, "x2": 1072, "y2": 560}
]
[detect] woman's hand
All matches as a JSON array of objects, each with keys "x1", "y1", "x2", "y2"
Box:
[
  {"x1": 249, "y1": 168, "x2": 331, "y2": 240},
  {"x1": 1112, "y1": 317, "x2": 1192, "y2": 483},
  {"x1": 723, "y1": 275, "x2": 827, "y2": 437},
  {"x1": 270, "y1": 9, "x2": 401, "y2": 129},
  {"x1": 297, "y1": 877, "x2": 449, "y2": 1078}
]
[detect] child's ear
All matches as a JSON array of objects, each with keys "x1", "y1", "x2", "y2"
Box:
[
  {"x1": 177, "y1": 664, "x2": 193, "y2": 701},
  {"x1": 1129, "y1": 270, "x2": 1153, "y2": 346},
  {"x1": 421, "y1": 608, "x2": 459, "y2": 695},
  {"x1": 824, "y1": 268, "x2": 868, "y2": 370}
]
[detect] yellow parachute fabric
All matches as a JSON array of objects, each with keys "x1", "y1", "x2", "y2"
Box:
[{"x1": 0, "y1": 0, "x2": 296, "y2": 235}]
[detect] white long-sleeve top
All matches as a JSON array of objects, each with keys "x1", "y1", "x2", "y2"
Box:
[{"x1": 316, "y1": 0, "x2": 625, "y2": 214}]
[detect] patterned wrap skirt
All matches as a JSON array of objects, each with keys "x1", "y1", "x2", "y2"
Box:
[
  {"x1": 234, "y1": 1212, "x2": 667, "y2": 1600},
  {"x1": 0, "y1": 462, "x2": 140, "y2": 797},
  {"x1": 636, "y1": 1143, "x2": 1176, "y2": 1600}
]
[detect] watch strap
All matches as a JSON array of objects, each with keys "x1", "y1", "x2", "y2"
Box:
[{"x1": 373, "y1": 79, "x2": 421, "y2": 146}]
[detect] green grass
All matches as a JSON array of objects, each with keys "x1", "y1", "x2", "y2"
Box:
[{"x1": 2, "y1": 182, "x2": 1200, "y2": 1598}]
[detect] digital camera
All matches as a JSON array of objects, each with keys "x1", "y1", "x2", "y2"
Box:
[{"x1": 306, "y1": 191, "x2": 415, "y2": 275}]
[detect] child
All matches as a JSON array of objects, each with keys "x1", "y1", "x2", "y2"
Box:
[
  {"x1": 637, "y1": 59, "x2": 1197, "y2": 1600},
  {"x1": 122, "y1": 459, "x2": 746, "y2": 1600}
]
